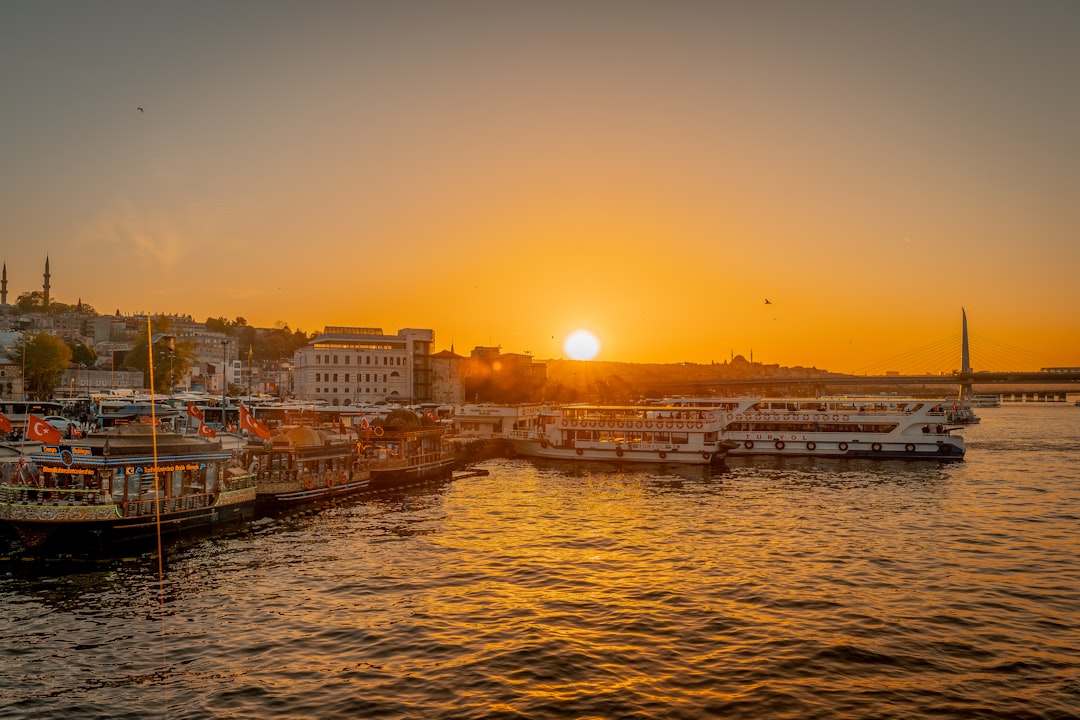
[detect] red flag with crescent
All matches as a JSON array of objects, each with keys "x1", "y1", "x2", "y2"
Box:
[
  {"x1": 360, "y1": 414, "x2": 371, "y2": 441},
  {"x1": 197, "y1": 422, "x2": 217, "y2": 439},
  {"x1": 239, "y1": 405, "x2": 271, "y2": 440},
  {"x1": 187, "y1": 402, "x2": 205, "y2": 421},
  {"x1": 27, "y1": 414, "x2": 63, "y2": 444},
  {"x1": 0, "y1": 411, "x2": 12, "y2": 434}
]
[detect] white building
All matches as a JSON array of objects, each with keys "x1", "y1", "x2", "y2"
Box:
[{"x1": 293, "y1": 326, "x2": 434, "y2": 405}]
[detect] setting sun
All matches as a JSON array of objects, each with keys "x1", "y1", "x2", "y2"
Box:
[{"x1": 564, "y1": 329, "x2": 601, "y2": 360}]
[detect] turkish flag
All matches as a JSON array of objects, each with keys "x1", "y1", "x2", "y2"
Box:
[
  {"x1": 197, "y1": 422, "x2": 217, "y2": 439},
  {"x1": 0, "y1": 411, "x2": 12, "y2": 434},
  {"x1": 187, "y1": 402, "x2": 205, "y2": 421},
  {"x1": 27, "y1": 414, "x2": 63, "y2": 444},
  {"x1": 239, "y1": 405, "x2": 271, "y2": 440}
]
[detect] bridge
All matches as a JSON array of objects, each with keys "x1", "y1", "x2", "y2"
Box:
[{"x1": 657, "y1": 311, "x2": 1079, "y2": 400}]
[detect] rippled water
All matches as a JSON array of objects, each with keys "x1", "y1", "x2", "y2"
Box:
[{"x1": 2, "y1": 404, "x2": 1079, "y2": 719}]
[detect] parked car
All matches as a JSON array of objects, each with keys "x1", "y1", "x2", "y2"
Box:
[{"x1": 44, "y1": 416, "x2": 75, "y2": 433}]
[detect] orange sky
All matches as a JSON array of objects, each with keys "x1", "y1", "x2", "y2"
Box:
[{"x1": 3, "y1": 1, "x2": 1078, "y2": 373}]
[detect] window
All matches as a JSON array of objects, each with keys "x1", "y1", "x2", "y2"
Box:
[
  {"x1": 345, "y1": 373, "x2": 350, "y2": 382},
  {"x1": 316, "y1": 355, "x2": 321, "y2": 364},
  {"x1": 333, "y1": 373, "x2": 338, "y2": 382}
]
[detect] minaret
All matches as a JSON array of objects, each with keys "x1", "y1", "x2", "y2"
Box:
[
  {"x1": 961, "y1": 307, "x2": 971, "y2": 374},
  {"x1": 1, "y1": 262, "x2": 7, "y2": 306},
  {"x1": 43, "y1": 255, "x2": 51, "y2": 308}
]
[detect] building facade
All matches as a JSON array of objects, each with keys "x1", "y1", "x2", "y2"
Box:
[{"x1": 293, "y1": 327, "x2": 435, "y2": 406}]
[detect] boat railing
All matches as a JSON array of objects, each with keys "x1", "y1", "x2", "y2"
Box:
[{"x1": 1, "y1": 485, "x2": 111, "y2": 507}]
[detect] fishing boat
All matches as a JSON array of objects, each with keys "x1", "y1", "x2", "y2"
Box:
[
  {"x1": 506, "y1": 404, "x2": 738, "y2": 465},
  {"x1": 665, "y1": 396, "x2": 965, "y2": 460},
  {"x1": 0, "y1": 424, "x2": 256, "y2": 555},
  {"x1": 360, "y1": 409, "x2": 456, "y2": 486},
  {"x1": 241, "y1": 424, "x2": 372, "y2": 515}
]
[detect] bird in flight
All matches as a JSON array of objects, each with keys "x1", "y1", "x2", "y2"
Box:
[
  {"x1": 764, "y1": 298, "x2": 772, "y2": 305},
  {"x1": 137, "y1": 107, "x2": 143, "y2": 113}
]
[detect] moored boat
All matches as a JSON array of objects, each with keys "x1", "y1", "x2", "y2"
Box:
[
  {"x1": 506, "y1": 404, "x2": 738, "y2": 465},
  {"x1": 359, "y1": 409, "x2": 456, "y2": 487},
  {"x1": 0, "y1": 424, "x2": 256, "y2": 555},
  {"x1": 665, "y1": 396, "x2": 965, "y2": 460},
  {"x1": 241, "y1": 424, "x2": 371, "y2": 515}
]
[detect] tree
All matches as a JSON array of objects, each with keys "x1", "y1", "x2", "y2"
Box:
[
  {"x1": 67, "y1": 339, "x2": 97, "y2": 367},
  {"x1": 7, "y1": 332, "x2": 72, "y2": 400},
  {"x1": 122, "y1": 318, "x2": 197, "y2": 393}
]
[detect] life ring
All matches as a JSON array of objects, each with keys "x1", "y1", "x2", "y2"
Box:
[
  {"x1": 775, "y1": 440, "x2": 785, "y2": 450},
  {"x1": 735, "y1": 413, "x2": 743, "y2": 420},
  {"x1": 561, "y1": 419, "x2": 568, "y2": 427},
  {"x1": 658, "y1": 451, "x2": 667, "y2": 459},
  {"x1": 872, "y1": 443, "x2": 882, "y2": 453},
  {"x1": 806, "y1": 441, "x2": 816, "y2": 451},
  {"x1": 832, "y1": 415, "x2": 839, "y2": 421},
  {"x1": 576, "y1": 448, "x2": 583, "y2": 456},
  {"x1": 303, "y1": 475, "x2": 315, "y2": 490},
  {"x1": 340, "y1": 472, "x2": 347, "y2": 485},
  {"x1": 615, "y1": 447, "x2": 624, "y2": 457},
  {"x1": 842, "y1": 415, "x2": 850, "y2": 421},
  {"x1": 676, "y1": 423, "x2": 684, "y2": 430},
  {"x1": 744, "y1": 440, "x2": 754, "y2": 449},
  {"x1": 325, "y1": 473, "x2": 334, "y2": 488},
  {"x1": 696, "y1": 422, "x2": 703, "y2": 429},
  {"x1": 726, "y1": 414, "x2": 733, "y2": 421},
  {"x1": 838, "y1": 442, "x2": 848, "y2": 451},
  {"x1": 373, "y1": 426, "x2": 384, "y2": 437},
  {"x1": 702, "y1": 453, "x2": 711, "y2": 461},
  {"x1": 540, "y1": 439, "x2": 548, "y2": 448},
  {"x1": 248, "y1": 459, "x2": 260, "y2": 474},
  {"x1": 905, "y1": 443, "x2": 916, "y2": 453}
]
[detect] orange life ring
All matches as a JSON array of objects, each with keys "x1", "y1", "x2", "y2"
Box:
[
  {"x1": 303, "y1": 475, "x2": 315, "y2": 490},
  {"x1": 327, "y1": 474, "x2": 335, "y2": 488},
  {"x1": 374, "y1": 426, "x2": 384, "y2": 437},
  {"x1": 340, "y1": 472, "x2": 347, "y2": 485}
]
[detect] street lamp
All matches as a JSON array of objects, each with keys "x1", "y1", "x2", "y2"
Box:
[{"x1": 150, "y1": 333, "x2": 176, "y2": 400}]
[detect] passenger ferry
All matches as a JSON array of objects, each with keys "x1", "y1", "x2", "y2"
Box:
[
  {"x1": 506, "y1": 404, "x2": 738, "y2": 465},
  {"x1": 0, "y1": 424, "x2": 256, "y2": 554},
  {"x1": 664, "y1": 397, "x2": 965, "y2": 460},
  {"x1": 362, "y1": 409, "x2": 457, "y2": 486},
  {"x1": 241, "y1": 424, "x2": 372, "y2": 515}
]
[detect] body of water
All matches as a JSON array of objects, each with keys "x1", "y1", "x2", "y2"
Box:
[{"x1": 2, "y1": 404, "x2": 1078, "y2": 719}]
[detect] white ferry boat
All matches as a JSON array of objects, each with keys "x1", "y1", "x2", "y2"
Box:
[
  {"x1": 506, "y1": 404, "x2": 738, "y2": 465},
  {"x1": 664, "y1": 397, "x2": 966, "y2": 460}
]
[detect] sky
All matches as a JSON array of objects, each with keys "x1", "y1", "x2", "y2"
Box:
[{"x1": 2, "y1": 0, "x2": 1078, "y2": 373}]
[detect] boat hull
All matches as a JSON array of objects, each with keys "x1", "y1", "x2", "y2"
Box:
[
  {"x1": 254, "y1": 477, "x2": 373, "y2": 515},
  {"x1": 726, "y1": 437, "x2": 965, "y2": 460},
  {"x1": 510, "y1": 439, "x2": 728, "y2": 465},
  {"x1": 0, "y1": 487, "x2": 255, "y2": 554},
  {"x1": 369, "y1": 458, "x2": 455, "y2": 489}
]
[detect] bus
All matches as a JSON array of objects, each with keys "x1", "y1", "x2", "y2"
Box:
[{"x1": 0, "y1": 400, "x2": 66, "y2": 431}]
